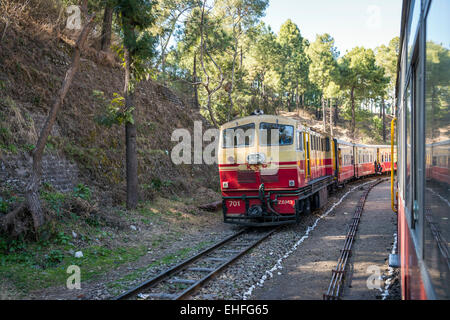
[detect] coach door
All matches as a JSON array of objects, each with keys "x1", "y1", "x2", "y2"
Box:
[
  {"x1": 304, "y1": 133, "x2": 311, "y2": 178},
  {"x1": 333, "y1": 139, "x2": 339, "y2": 177}
]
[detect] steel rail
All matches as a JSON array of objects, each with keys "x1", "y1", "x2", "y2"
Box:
[
  {"x1": 114, "y1": 227, "x2": 279, "y2": 300},
  {"x1": 324, "y1": 178, "x2": 386, "y2": 300}
]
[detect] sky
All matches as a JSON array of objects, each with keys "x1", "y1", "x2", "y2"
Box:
[{"x1": 261, "y1": 0, "x2": 403, "y2": 55}]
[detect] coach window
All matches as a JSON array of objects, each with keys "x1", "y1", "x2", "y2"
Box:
[
  {"x1": 407, "y1": 0, "x2": 421, "y2": 65},
  {"x1": 405, "y1": 81, "x2": 412, "y2": 210},
  {"x1": 423, "y1": 0, "x2": 450, "y2": 299}
]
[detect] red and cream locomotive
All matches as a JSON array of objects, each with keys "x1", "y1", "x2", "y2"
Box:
[{"x1": 218, "y1": 114, "x2": 395, "y2": 227}]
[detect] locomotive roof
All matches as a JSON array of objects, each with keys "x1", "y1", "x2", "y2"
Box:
[
  {"x1": 220, "y1": 114, "x2": 297, "y2": 130},
  {"x1": 221, "y1": 115, "x2": 330, "y2": 137}
]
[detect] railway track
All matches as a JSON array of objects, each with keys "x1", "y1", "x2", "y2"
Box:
[
  {"x1": 323, "y1": 178, "x2": 386, "y2": 300},
  {"x1": 114, "y1": 227, "x2": 279, "y2": 300}
]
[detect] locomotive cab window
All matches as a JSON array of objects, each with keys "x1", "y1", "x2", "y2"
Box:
[
  {"x1": 222, "y1": 123, "x2": 255, "y2": 148},
  {"x1": 259, "y1": 123, "x2": 294, "y2": 146}
]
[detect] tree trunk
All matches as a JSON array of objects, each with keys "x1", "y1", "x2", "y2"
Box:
[
  {"x1": 227, "y1": 35, "x2": 238, "y2": 121},
  {"x1": 322, "y1": 96, "x2": 326, "y2": 132},
  {"x1": 24, "y1": 13, "x2": 96, "y2": 232},
  {"x1": 382, "y1": 97, "x2": 386, "y2": 142},
  {"x1": 193, "y1": 53, "x2": 199, "y2": 109},
  {"x1": 124, "y1": 38, "x2": 139, "y2": 210},
  {"x1": 329, "y1": 98, "x2": 333, "y2": 136},
  {"x1": 100, "y1": 4, "x2": 113, "y2": 51},
  {"x1": 334, "y1": 101, "x2": 338, "y2": 125},
  {"x1": 351, "y1": 87, "x2": 355, "y2": 140}
]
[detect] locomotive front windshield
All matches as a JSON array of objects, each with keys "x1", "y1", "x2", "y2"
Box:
[
  {"x1": 222, "y1": 123, "x2": 255, "y2": 148},
  {"x1": 259, "y1": 123, "x2": 294, "y2": 146}
]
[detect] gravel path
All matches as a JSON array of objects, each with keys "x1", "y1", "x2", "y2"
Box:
[
  {"x1": 26, "y1": 177, "x2": 399, "y2": 300},
  {"x1": 342, "y1": 180, "x2": 399, "y2": 300},
  {"x1": 189, "y1": 178, "x2": 382, "y2": 300}
]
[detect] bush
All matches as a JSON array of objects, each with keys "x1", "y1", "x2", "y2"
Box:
[
  {"x1": 73, "y1": 183, "x2": 91, "y2": 201},
  {"x1": 0, "y1": 197, "x2": 9, "y2": 214}
]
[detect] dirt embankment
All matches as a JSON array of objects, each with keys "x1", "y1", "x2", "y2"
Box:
[
  {"x1": 0, "y1": 1, "x2": 223, "y2": 299},
  {"x1": 0, "y1": 2, "x2": 219, "y2": 205}
]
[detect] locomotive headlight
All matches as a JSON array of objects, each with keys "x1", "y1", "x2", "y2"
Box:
[
  {"x1": 247, "y1": 153, "x2": 266, "y2": 165},
  {"x1": 289, "y1": 180, "x2": 295, "y2": 187},
  {"x1": 222, "y1": 181, "x2": 229, "y2": 189},
  {"x1": 227, "y1": 156, "x2": 235, "y2": 164}
]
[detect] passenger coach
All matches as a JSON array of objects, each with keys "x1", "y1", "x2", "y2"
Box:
[{"x1": 393, "y1": 0, "x2": 449, "y2": 300}]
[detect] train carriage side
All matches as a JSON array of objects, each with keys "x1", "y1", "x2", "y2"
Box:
[
  {"x1": 306, "y1": 130, "x2": 332, "y2": 181},
  {"x1": 355, "y1": 144, "x2": 377, "y2": 178},
  {"x1": 375, "y1": 145, "x2": 397, "y2": 173},
  {"x1": 426, "y1": 140, "x2": 450, "y2": 185},
  {"x1": 393, "y1": 0, "x2": 449, "y2": 300},
  {"x1": 335, "y1": 139, "x2": 355, "y2": 183}
]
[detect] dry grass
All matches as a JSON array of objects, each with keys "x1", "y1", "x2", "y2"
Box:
[{"x1": 1, "y1": 0, "x2": 63, "y2": 36}]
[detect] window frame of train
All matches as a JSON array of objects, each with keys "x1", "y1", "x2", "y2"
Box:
[
  {"x1": 222, "y1": 123, "x2": 256, "y2": 149},
  {"x1": 422, "y1": 0, "x2": 450, "y2": 299},
  {"x1": 402, "y1": 0, "x2": 425, "y2": 255},
  {"x1": 399, "y1": 0, "x2": 450, "y2": 299}
]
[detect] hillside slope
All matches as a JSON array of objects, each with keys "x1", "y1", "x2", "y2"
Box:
[{"x1": 0, "y1": 13, "x2": 219, "y2": 207}]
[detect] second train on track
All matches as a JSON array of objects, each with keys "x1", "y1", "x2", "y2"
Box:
[{"x1": 218, "y1": 113, "x2": 396, "y2": 226}]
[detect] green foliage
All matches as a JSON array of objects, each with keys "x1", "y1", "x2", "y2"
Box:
[
  {"x1": 0, "y1": 191, "x2": 22, "y2": 214},
  {"x1": 307, "y1": 34, "x2": 338, "y2": 98},
  {"x1": 93, "y1": 91, "x2": 135, "y2": 127},
  {"x1": 54, "y1": 232, "x2": 71, "y2": 246},
  {"x1": 73, "y1": 184, "x2": 91, "y2": 201},
  {"x1": 144, "y1": 177, "x2": 174, "y2": 192},
  {"x1": 113, "y1": 0, "x2": 158, "y2": 86},
  {"x1": 0, "y1": 198, "x2": 9, "y2": 214},
  {"x1": 45, "y1": 249, "x2": 65, "y2": 266},
  {"x1": 41, "y1": 189, "x2": 67, "y2": 216}
]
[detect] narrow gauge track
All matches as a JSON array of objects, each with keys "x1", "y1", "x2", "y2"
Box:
[
  {"x1": 114, "y1": 227, "x2": 279, "y2": 300},
  {"x1": 323, "y1": 178, "x2": 386, "y2": 300}
]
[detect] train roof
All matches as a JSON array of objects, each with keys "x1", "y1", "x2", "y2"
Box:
[
  {"x1": 335, "y1": 139, "x2": 354, "y2": 147},
  {"x1": 428, "y1": 139, "x2": 450, "y2": 147},
  {"x1": 335, "y1": 140, "x2": 396, "y2": 149}
]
